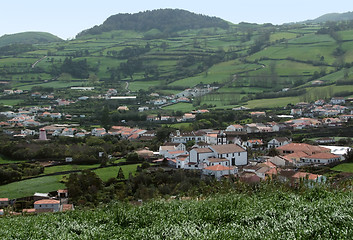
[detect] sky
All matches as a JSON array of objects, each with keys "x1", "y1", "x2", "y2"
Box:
[{"x1": 1, "y1": 0, "x2": 352, "y2": 39}]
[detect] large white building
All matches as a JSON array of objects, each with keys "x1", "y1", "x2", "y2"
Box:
[{"x1": 186, "y1": 144, "x2": 247, "y2": 169}]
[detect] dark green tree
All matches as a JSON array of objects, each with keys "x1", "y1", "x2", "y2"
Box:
[{"x1": 117, "y1": 167, "x2": 125, "y2": 179}]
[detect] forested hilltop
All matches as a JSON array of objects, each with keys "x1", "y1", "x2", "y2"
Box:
[
  {"x1": 76, "y1": 9, "x2": 229, "y2": 38},
  {"x1": 0, "y1": 32, "x2": 63, "y2": 47}
]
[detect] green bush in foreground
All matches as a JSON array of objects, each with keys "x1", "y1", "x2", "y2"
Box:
[{"x1": 0, "y1": 188, "x2": 352, "y2": 239}]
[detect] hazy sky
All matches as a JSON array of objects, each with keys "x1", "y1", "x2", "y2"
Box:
[{"x1": 1, "y1": 0, "x2": 352, "y2": 39}]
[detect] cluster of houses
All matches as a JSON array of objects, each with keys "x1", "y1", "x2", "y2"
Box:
[
  {"x1": 149, "y1": 85, "x2": 218, "y2": 106},
  {"x1": 150, "y1": 129, "x2": 350, "y2": 181},
  {"x1": 0, "y1": 190, "x2": 73, "y2": 216},
  {"x1": 290, "y1": 98, "x2": 352, "y2": 118}
]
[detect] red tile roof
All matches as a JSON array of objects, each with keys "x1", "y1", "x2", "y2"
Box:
[
  {"x1": 210, "y1": 144, "x2": 245, "y2": 154},
  {"x1": 292, "y1": 172, "x2": 321, "y2": 180},
  {"x1": 277, "y1": 143, "x2": 330, "y2": 155},
  {"x1": 204, "y1": 165, "x2": 233, "y2": 171},
  {"x1": 304, "y1": 152, "x2": 340, "y2": 159},
  {"x1": 34, "y1": 199, "x2": 60, "y2": 205}
]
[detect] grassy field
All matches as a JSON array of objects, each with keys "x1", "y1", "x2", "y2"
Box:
[
  {"x1": 0, "y1": 162, "x2": 140, "y2": 199},
  {"x1": 162, "y1": 102, "x2": 194, "y2": 112},
  {"x1": 0, "y1": 99, "x2": 24, "y2": 106},
  {"x1": 94, "y1": 164, "x2": 141, "y2": 181},
  {"x1": 43, "y1": 164, "x2": 101, "y2": 175},
  {"x1": 331, "y1": 163, "x2": 353, "y2": 173},
  {"x1": 245, "y1": 96, "x2": 301, "y2": 108},
  {"x1": 128, "y1": 80, "x2": 163, "y2": 92},
  {"x1": 0, "y1": 175, "x2": 65, "y2": 199},
  {"x1": 0, "y1": 155, "x2": 24, "y2": 164}
]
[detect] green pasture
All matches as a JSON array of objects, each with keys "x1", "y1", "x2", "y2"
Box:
[
  {"x1": 17, "y1": 80, "x2": 87, "y2": 90},
  {"x1": 200, "y1": 92, "x2": 246, "y2": 107},
  {"x1": 0, "y1": 57, "x2": 36, "y2": 66},
  {"x1": 43, "y1": 164, "x2": 101, "y2": 175},
  {"x1": 318, "y1": 67, "x2": 353, "y2": 83},
  {"x1": 0, "y1": 175, "x2": 65, "y2": 199},
  {"x1": 331, "y1": 163, "x2": 353, "y2": 173},
  {"x1": 94, "y1": 164, "x2": 141, "y2": 181},
  {"x1": 270, "y1": 32, "x2": 297, "y2": 42},
  {"x1": 128, "y1": 80, "x2": 163, "y2": 92},
  {"x1": 342, "y1": 41, "x2": 353, "y2": 62},
  {"x1": 0, "y1": 155, "x2": 24, "y2": 164},
  {"x1": 169, "y1": 60, "x2": 260, "y2": 88},
  {"x1": 0, "y1": 99, "x2": 24, "y2": 106},
  {"x1": 164, "y1": 122, "x2": 193, "y2": 129},
  {"x1": 245, "y1": 96, "x2": 301, "y2": 108},
  {"x1": 288, "y1": 33, "x2": 334, "y2": 44},
  {"x1": 218, "y1": 86, "x2": 265, "y2": 93},
  {"x1": 162, "y1": 102, "x2": 194, "y2": 112},
  {"x1": 248, "y1": 42, "x2": 337, "y2": 64},
  {"x1": 338, "y1": 30, "x2": 353, "y2": 41}
]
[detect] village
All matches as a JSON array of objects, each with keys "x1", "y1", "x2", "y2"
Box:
[{"x1": 1, "y1": 85, "x2": 353, "y2": 215}]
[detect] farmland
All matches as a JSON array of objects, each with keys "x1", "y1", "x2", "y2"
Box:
[{"x1": 2, "y1": 19, "x2": 353, "y2": 109}]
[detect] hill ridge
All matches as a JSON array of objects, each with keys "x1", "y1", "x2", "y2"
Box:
[{"x1": 76, "y1": 8, "x2": 229, "y2": 38}]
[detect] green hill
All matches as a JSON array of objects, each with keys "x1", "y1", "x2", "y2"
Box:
[
  {"x1": 307, "y1": 11, "x2": 353, "y2": 23},
  {"x1": 1, "y1": 10, "x2": 353, "y2": 109},
  {"x1": 0, "y1": 31, "x2": 63, "y2": 47},
  {"x1": 77, "y1": 9, "x2": 229, "y2": 38}
]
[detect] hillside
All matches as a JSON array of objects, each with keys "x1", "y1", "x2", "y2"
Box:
[
  {"x1": 0, "y1": 189, "x2": 352, "y2": 239},
  {"x1": 77, "y1": 9, "x2": 229, "y2": 38},
  {"x1": 1, "y1": 10, "x2": 353, "y2": 109},
  {"x1": 308, "y1": 11, "x2": 353, "y2": 23},
  {"x1": 0, "y1": 32, "x2": 63, "y2": 47}
]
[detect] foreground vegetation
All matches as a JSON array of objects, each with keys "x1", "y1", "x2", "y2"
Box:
[{"x1": 0, "y1": 185, "x2": 352, "y2": 239}]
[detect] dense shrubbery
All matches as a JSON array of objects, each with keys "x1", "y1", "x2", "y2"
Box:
[
  {"x1": 0, "y1": 186, "x2": 352, "y2": 239},
  {"x1": 0, "y1": 163, "x2": 44, "y2": 185}
]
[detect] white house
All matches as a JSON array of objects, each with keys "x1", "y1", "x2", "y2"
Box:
[
  {"x1": 0, "y1": 198, "x2": 9, "y2": 208},
  {"x1": 170, "y1": 130, "x2": 205, "y2": 143},
  {"x1": 330, "y1": 97, "x2": 345, "y2": 105},
  {"x1": 34, "y1": 199, "x2": 61, "y2": 212},
  {"x1": 208, "y1": 144, "x2": 247, "y2": 166},
  {"x1": 91, "y1": 128, "x2": 107, "y2": 137},
  {"x1": 202, "y1": 165, "x2": 237, "y2": 179},
  {"x1": 302, "y1": 152, "x2": 341, "y2": 165},
  {"x1": 225, "y1": 124, "x2": 244, "y2": 132},
  {"x1": 267, "y1": 137, "x2": 291, "y2": 149}
]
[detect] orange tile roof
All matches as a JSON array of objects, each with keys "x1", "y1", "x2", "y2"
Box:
[
  {"x1": 210, "y1": 144, "x2": 245, "y2": 154},
  {"x1": 283, "y1": 151, "x2": 309, "y2": 159},
  {"x1": 34, "y1": 199, "x2": 60, "y2": 205},
  {"x1": 57, "y1": 189, "x2": 68, "y2": 193},
  {"x1": 193, "y1": 148, "x2": 213, "y2": 153},
  {"x1": 305, "y1": 152, "x2": 340, "y2": 159},
  {"x1": 207, "y1": 158, "x2": 229, "y2": 162},
  {"x1": 0, "y1": 198, "x2": 9, "y2": 201},
  {"x1": 292, "y1": 172, "x2": 321, "y2": 180},
  {"x1": 204, "y1": 165, "x2": 234, "y2": 171},
  {"x1": 62, "y1": 204, "x2": 74, "y2": 211},
  {"x1": 277, "y1": 143, "x2": 330, "y2": 155},
  {"x1": 22, "y1": 208, "x2": 36, "y2": 213}
]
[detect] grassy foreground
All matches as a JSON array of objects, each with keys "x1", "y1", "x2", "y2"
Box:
[{"x1": 0, "y1": 188, "x2": 352, "y2": 239}]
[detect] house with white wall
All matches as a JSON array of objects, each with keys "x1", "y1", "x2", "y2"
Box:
[
  {"x1": 34, "y1": 199, "x2": 61, "y2": 212},
  {"x1": 267, "y1": 137, "x2": 291, "y2": 149}
]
